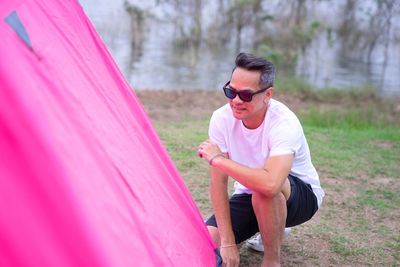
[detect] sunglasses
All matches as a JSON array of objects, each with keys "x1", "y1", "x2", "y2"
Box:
[{"x1": 222, "y1": 81, "x2": 270, "y2": 102}]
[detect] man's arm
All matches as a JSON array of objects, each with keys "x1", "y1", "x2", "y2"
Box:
[
  {"x1": 209, "y1": 153, "x2": 240, "y2": 266},
  {"x1": 214, "y1": 153, "x2": 293, "y2": 197},
  {"x1": 209, "y1": 153, "x2": 234, "y2": 246},
  {"x1": 199, "y1": 140, "x2": 294, "y2": 197}
]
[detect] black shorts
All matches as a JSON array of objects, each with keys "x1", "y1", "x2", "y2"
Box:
[{"x1": 205, "y1": 175, "x2": 318, "y2": 244}]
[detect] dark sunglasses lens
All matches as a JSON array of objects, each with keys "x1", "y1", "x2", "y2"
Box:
[
  {"x1": 239, "y1": 92, "x2": 252, "y2": 101},
  {"x1": 224, "y1": 87, "x2": 236, "y2": 99}
]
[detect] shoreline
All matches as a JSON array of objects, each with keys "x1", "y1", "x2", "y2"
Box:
[{"x1": 134, "y1": 89, "x2": 400, "y2": 125}]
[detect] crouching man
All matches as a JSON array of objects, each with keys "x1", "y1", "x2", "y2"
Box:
[{"x1": 198, "y1": 52, "x2": 324, "y2": 267}]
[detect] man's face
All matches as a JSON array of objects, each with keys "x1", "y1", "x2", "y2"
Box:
[{"x1": 228, "y1": 67, "x2": 272, "y2": 127}]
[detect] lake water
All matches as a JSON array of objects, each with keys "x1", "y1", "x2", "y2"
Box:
[{"x1": 79, "y1": 0, "x2": 400, "y2": 97}]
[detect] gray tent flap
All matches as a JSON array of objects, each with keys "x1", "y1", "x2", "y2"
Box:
[{"x1": 5, "y1": 10, "x2": 33, "y2": 50}]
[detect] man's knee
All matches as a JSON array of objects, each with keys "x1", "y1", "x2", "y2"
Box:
[
  {"x1": 252, "y1": 178, "x2": 291, "y2": 204},
  {"x1": 252, "y1": 191, "x2": 273, "y2": 209},
  {"x1": 251, "y1": 190, "x2": 287, "y2": 210}
]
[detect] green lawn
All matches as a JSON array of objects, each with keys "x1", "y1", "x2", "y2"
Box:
[{"x1": 155, "y1": 118, "x2": 400, "y2": 266}]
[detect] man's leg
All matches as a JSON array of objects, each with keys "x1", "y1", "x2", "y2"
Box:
[
  {"x1": 205, "y1": 194, "x2": 260, "y2": 247},
  {"x1": 251, "y1": 178, "x2": 290, "y2": 267}
]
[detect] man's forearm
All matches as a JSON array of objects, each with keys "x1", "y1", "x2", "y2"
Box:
[
  {"x1": 210, "y1": 166, "x2": 236, "y2": 245},
  {"x1": 211, "y1": 154, "x2": 293, "y2": 197}
]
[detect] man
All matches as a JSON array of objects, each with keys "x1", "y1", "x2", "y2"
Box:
[{"x1": 197, "y1": 52, "x2": 324, "y2": 267}]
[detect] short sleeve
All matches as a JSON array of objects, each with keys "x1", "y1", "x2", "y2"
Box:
[
  {"x1": 268, "y1": 118, "x2": 302, "y2": 157},
  {"x1": 208, "y1": 111, "x2": 228, "y2": 153}
]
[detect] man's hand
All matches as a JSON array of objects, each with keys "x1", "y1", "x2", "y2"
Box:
[
  {"x1": 220, "y1": 246, "x2": 240, "y2": 267},
  {"x1": 198, "y1": 139, "x2": 222, "y2": 163}
]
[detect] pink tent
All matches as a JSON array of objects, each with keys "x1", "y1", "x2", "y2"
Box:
[{"x1": 0, "y1": 0, "x2": 218, "y2": 266}]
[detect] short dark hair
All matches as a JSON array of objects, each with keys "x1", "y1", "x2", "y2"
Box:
[{"x1": 233, "y1": 52, "x2": 275, "y2": 89}]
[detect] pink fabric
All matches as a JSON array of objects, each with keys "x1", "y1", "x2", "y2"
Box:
[{"x1": 0, "y1": 0, "x2": 216, "y2": 266}]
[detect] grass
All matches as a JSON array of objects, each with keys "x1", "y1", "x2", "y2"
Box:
[
  {"x1": 302, "y1": 125, "x2": 399, "y2": 266},
  {"x1": 276, "y1": 76, "x2": 377, "y2": 100},
  {"x1": 145, "y1": 85, "x2": 400, "y2": 266},
  {"x1": 154, "y1": 121, "x2": 400, "y2": 266}
]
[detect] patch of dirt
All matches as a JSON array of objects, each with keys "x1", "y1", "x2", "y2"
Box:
[
  {"x1": 135, "y1": 90, "x2": 227, "y2": 122},
  {"x1": 134, "y1": 89, "x2": 310, "y2": 122},
  {"x1": 369, "y1": 140, "x2": 398, "y2": 149},
  {"x1": 370, "y1": 175, "x2": 398, "y2": 186}
]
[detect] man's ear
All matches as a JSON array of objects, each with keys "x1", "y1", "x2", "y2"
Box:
[{"x1": 264, "y1": 87, "x2": 273, "y2": 104}]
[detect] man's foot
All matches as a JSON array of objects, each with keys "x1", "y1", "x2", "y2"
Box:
[{"x1": 246, "y1": 228, "x2": 292, "y2": 252}]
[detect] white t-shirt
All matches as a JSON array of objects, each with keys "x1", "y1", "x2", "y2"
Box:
[{"x1": 208, "y1": 99, "x2": 324, "y2": 207}]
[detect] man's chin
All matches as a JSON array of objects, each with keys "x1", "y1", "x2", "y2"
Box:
[
  {"x1": 230, "y1": 106, "x2": 247, "y2": 119},
  {"x1": 232, "y1": 112, "x2": 245, "y2": 120}
]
